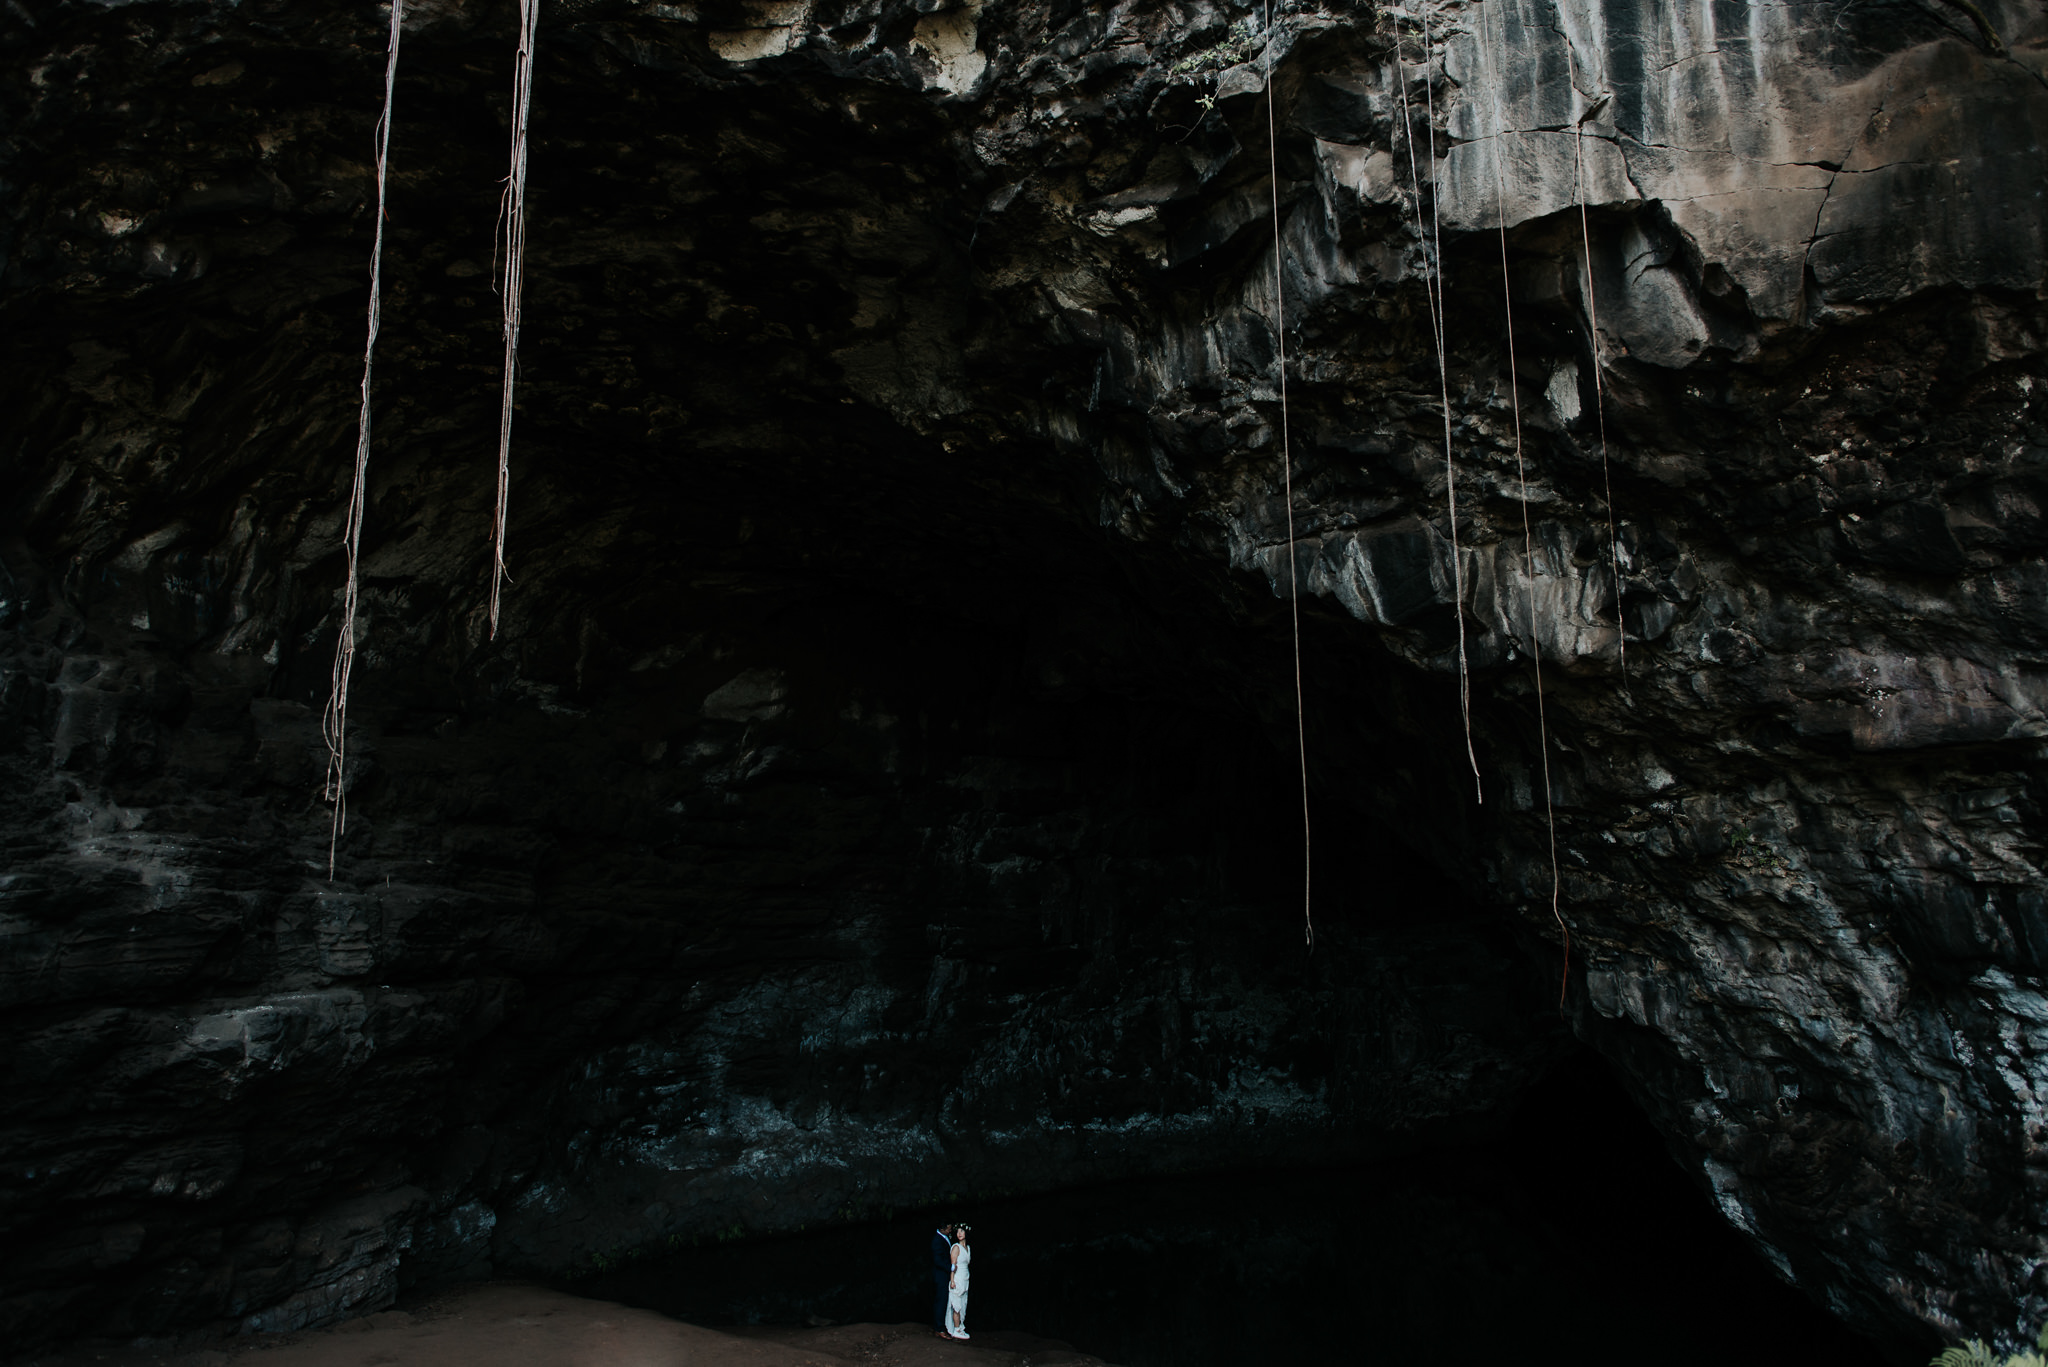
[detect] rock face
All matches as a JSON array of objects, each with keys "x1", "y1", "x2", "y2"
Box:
[{"x1": 1, "y1": 0, "x2": 2045, "y2": 1355}]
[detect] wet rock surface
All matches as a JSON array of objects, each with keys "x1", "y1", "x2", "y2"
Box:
[{"x1": 2, "y1": 0, "x2": 2046, "y2": 1356}]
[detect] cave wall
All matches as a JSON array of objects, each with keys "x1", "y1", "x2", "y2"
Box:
[
  {"x1": 3, "y1": 517, "x2": 1561, "y2": 1338},
  {"x1": 3, "y1": 0, "x2": 2048, "y2": 1354}
]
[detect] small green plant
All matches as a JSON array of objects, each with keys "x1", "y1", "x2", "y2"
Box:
[
  {"x1": 1933, "y1": 1346, "x2": 1997, "y2": 1367},
  {"x1": 1170, "y1": 17, "x2": 1261, "y2": 82},
  {"x1": 1932, "y1": 1322, "x2": 2048, "y2": 1367}
]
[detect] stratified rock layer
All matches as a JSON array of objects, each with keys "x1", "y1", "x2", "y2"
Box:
[{"x1": 2, "y1": 0, "x2": 2045, "y2": 1354}]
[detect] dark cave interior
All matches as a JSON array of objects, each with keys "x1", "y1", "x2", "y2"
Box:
[
  {"x1": 6, "y1": 0, "x2": 2048, "y2": 1359},
  {"x1": 573, "y1": 1052, "x2": 1889, "y2": 1366}
]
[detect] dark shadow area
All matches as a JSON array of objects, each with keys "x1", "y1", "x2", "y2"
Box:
[{"x1": 567, "y1": 1049, "x2": 1886, "y2": 1365}]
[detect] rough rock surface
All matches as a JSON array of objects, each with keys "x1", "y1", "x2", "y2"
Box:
[{"x1": 2, "y1": 0, "x2": 2046, "y2": 1356}]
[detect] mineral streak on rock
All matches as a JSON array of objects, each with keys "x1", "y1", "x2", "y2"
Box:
[{"x1": 0, "y1": 0, "x2": 2045, "y2": 1355}]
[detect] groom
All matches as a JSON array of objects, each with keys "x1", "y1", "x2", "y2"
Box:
[{"x1": 930, "y1": 1221, "x2": 955, "y2": 1336}]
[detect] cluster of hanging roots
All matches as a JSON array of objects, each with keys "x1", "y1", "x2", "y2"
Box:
[
  {"x1": 323, "y1": 0, "x2": 1619, "y2": 1006},
  {"x1": 323, "y1": 0, "x2": 537, "y2": 874},
  {"x1": 1257, "y1": 1, "x2": 1624, "y2": 994}
]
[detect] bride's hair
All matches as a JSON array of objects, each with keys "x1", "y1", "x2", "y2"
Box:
[{"x1": 956, "y1": 1224, "x2": 971, "y2": 1238}]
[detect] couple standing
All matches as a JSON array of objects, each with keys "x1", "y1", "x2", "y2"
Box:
[{"x1": 929, "y1": 1221, "x2": 973, "y2": 1340}]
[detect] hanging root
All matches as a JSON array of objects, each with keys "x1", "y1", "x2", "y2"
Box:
[
  {"x1": 1562, "y1": 32, "x2": 1630, "y2": 703},
  {"x1": 1394, "y1": 11, "x2": 1483, "y2": 804},
  {"x1": 1492, "y1": 0, "x2": 1566, "y2": 1007},
  {"x1": 1419, "y1": 3, "x2": 1483, "y2": 804},
  {"x1": 322, "y1": 0, "x2": 405, "y2": 879},
  {"x1": 1262, "y1": 0, "x2": 1313, "y2": 949},
  {"x1": 490, "y1": 0, "x2": 540, "y2": 640}
]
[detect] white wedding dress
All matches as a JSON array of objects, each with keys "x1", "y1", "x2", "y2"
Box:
[{"x1": 946, "y1": 1243, "x2": 971, "y2": 1337}]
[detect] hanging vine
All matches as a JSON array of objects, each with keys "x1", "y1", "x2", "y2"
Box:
[
  {"x1": 1260, "y1": 0, "x2": 1314, "y2": 948},
  {"x1": 1561, "y1": 24, "x2": 1630, "y2": 698},
  {"x1": 1491, "y1": 0, "x2": 1567, "y2": 1003},
  {"x1": 490, "y1": 0, "x2": 541, "y2": 639},
  {"x1": 1392, "y1": 11, "x2": 1483, "y2": 804},
  {"x1": 322, "y1": 0, "x2": 405, "y2": 878}
]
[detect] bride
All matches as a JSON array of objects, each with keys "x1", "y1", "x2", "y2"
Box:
[{"x1": 946, "y1": 1223, "x2": 972, "y2": 1339}]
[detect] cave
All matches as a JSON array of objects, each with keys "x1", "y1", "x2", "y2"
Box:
[{"x1": 3, "y1": 0, "x2": 2045, "y2": 1363}]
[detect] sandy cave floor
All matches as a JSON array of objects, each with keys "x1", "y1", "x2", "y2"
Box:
[{"x1": 5, "y1": 1283, "x2": 1114, "y2": 1367}]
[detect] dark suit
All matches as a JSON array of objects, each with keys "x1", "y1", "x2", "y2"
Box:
[{"x1": 931, "y1": 1229, "x2": 953, "y2": 1330}]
